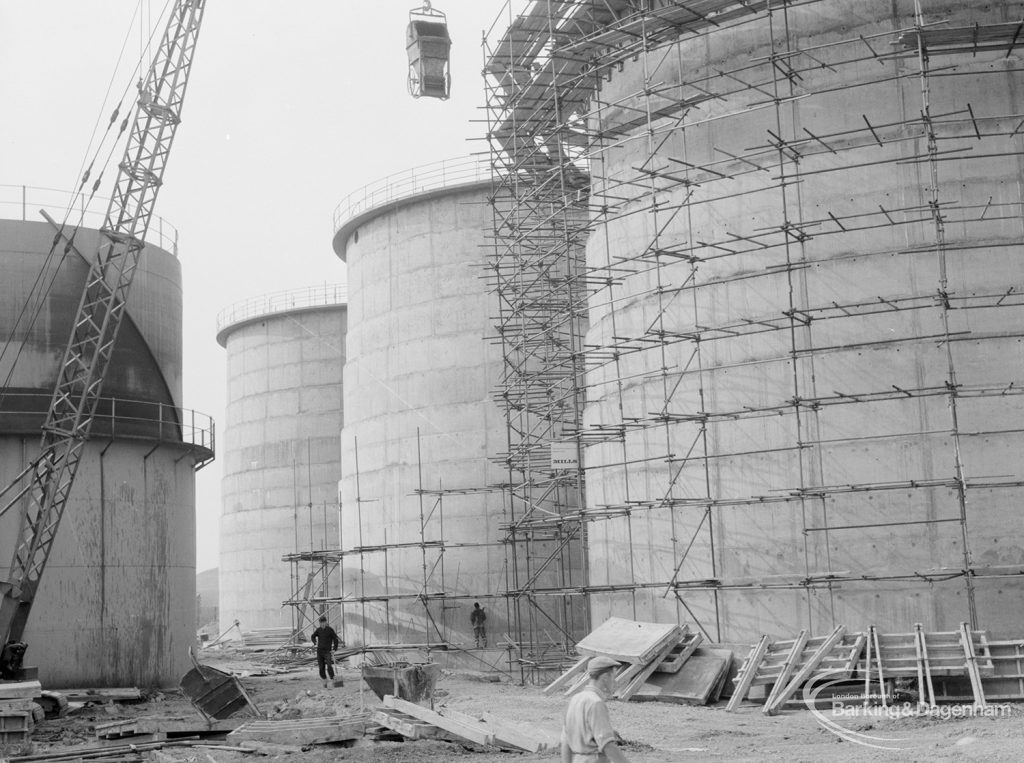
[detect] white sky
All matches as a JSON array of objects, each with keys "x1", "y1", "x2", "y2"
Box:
[{"x1": 0, "y1": 0, "x2": 511, "y2": 572}]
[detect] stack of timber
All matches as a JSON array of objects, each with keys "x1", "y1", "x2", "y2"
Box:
[
  {"x1": 727, "y1": 622, "x2": 1008, "y2": 714},
  {"x1": 0, "y1": 680, "x2": 41, "y2": 752},
  {"x1": 227, "y1": 713, "x2": 373, "y2": 746},
  {"x1": 543, "y1": 617, "x2": 732, "y2": 705},
  {"x1": 238, "y1": 627, "x2": 294, "y2": 651}
]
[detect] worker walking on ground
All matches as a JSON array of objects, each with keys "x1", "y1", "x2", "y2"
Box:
[
  {"x1": 311, "y1": 615, "x2": 342, "y2": 689},
  {"x1": 470, "y1": 601, "x2": 487, "y2": 647},
  {"x1": 560, "y1": 656, "x2": 631, "y2": 763}
]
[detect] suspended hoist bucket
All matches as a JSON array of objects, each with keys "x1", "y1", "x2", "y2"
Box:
[{"x1": 407, "y1": 3, "x2": 451, "y2": 100}]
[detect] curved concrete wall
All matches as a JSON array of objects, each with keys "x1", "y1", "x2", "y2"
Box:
[
  {"x1": 334, "y1": 178, "x2": 507, "y2": 646},
  {"x1": 0, "y1": 217, "x2": 202, "y2": 687},
  {"x1": 583, "y1": 0, "x2": 1024, "y2": 640},
  {"x1": 217, "y1": 293, "x2": 346, "y2": 633}
]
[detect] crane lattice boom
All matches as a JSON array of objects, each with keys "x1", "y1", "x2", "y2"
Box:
[{"x1": 0, "y1": 0, "x2": 207, "y2": 676}]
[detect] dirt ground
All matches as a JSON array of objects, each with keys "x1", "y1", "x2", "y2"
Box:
[{"x1": 17, "y1": 648, "x2": 1024, "y2": 762}]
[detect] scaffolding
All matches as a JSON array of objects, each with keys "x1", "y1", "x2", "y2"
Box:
[
  {"x1": 278, "y1": 0, "x2": 1024, "y2": 684},
  {"x1": 283, "y1": 432, "x2": 518, "y2": 675},
  {"x1": 483, "y1": 0, "x2": 1024, "y2": 672}
]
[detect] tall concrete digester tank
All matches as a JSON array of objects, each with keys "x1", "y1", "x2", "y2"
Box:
[
  {"x1": 582, "y1": 0, "x2": 1024, "y2": 640},
  {"x1": 216, "y1": 285, "x2": 346, "y2": 634},
  {"x1": 332, "y1": 157, "x2": 507, "y2": 645},
  {"x1": 0, "y1": 189, "x2": 213, "y2": 686}
]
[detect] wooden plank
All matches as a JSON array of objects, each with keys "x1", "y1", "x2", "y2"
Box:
[
  {"x1": 862, "y1": 627, "x2": 873, "y2": 707},
  {"x1": 226, "y1": 715, "x2": 370, "y2": 745},
  {"x1": 763, "y1": 630, "x2": 808, "y2": 710},
  {"x1": 821, "y1": 634, "x2": 865, "y2": 677},
  {"x1": 631, "y1": 647, "x2": 733, "y2": 706},
  {"x1": 726, "y1": 635, "x2": 770, "y2": 712},
  {"x1": 655, "y1": 631, "x2": 703, "y2": 674},
  {"x1": 563, "y1": 671, "x2": 593, "y2": 697},
  {"x1": 871, "y1": 626, "x2": 887, "y2": 706},
  {"x1": 575, "y1": 617, "x2": 682, "y2": 664},
  {"x1": 915, "y1": 623, "x2": 936, "y2": 708},
  {"x1": 481, "y1": 711, "x2": 561, "y2": 752},
  {"x1": 764, "y1": 625, "x2": 846, "y2": 716},
  {"x1": 959, "y1": 621, "x2": 987, "y2": 708},
  {"x1": 438, "y1": 707, "x2": 548, "y2": 752},
  {"x1": 0, "y1": 681, "x2": 41, "y2": 700},
  {"x1": 617, "y1": 629, "x2": 687, "y2": 701},
  {"x1": 373, "y1": 709, "x2": 453, "y2": 741},
  {"x1": 383, "y1": 695, "x2": 495, "y2": 747},
  {"x1": 95, "y1": 718, "x2": 139, "y2": 740},
  {"x1": 542, "y1": 655, "x2": 589, "y2": 696},
  {"x1": 0, "y1": 700, "x2": 36, "y2": 714},
  {"x1": 57, "y1": 687, "x2": 142, "y2": 703},
  {"x1": 567, "y1": 654, "x2": 645, "y2": 698}
]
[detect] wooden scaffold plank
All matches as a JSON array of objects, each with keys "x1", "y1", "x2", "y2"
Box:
[
  {"x1": 762, "y1": 630, "x2": 808, "y2": 711},
  {"x1": 726, "y1": 635, "x2": 771, "y2": 712}
]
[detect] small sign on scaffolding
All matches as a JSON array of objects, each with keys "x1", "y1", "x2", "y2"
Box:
[{"x1": 550, "y1": 441, "x2": 579, "y2": 471}]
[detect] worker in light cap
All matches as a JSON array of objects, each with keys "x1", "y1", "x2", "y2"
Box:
[{"x1": 560, "y1": 655, "x2": 631, "y2": 762}]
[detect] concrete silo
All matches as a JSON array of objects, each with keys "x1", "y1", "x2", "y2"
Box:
[
  {"x1": 332, "y1": 157, "x2": 508, "y2": 646},
  {"x1": 575, "y1": 0, "x2": 1024, "y2": 641},
  {"x1": 0, "y1": 191, "x2": 212, "y2": 686},
  {"x1": 216, "y1": 286, "x2": 346, "y2": 635}
]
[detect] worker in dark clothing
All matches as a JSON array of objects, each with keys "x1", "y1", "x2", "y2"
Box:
[
  {"x1": 311, "y1": 615, "x2": 342, "y2": 688},
  {"x1": 470, "y1": 601, "x2": 487, "y2": 647}
]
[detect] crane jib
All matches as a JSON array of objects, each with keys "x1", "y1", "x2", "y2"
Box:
[{"x1": 0, "y1": 0, "x2": 208, "y2": 678}]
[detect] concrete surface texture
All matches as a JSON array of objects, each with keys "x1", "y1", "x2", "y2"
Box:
[
  {"x1": 334, "y1": 177, "x2": 507, "y2": 647},
  {"x1": 582, "y1": 0, "x2": 1024, "y2": 640},
  {"x1": 217, "y1": 291, "x2": 346, "y2": 634},
  {"x1": 0, "y1": 217, "x2": 204, "y2": 687}
]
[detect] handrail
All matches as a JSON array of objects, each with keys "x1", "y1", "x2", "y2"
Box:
[
  {"x1": 0, "y1": 184, "x2": 179, "y2": 255},
  {"x1": 0, "y1": 391, "x2": 214, "y2": 454},
  {"x1": 216, "y1": 283, "x2": 348, "y2": 337},
  {"x1": 332, "y1": 155, "x2": 491, "y2": 234}
]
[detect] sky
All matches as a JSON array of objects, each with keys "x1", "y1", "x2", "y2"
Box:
[{"x1": 0, "y1": 0, "x2": 511, "y2": 572}]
